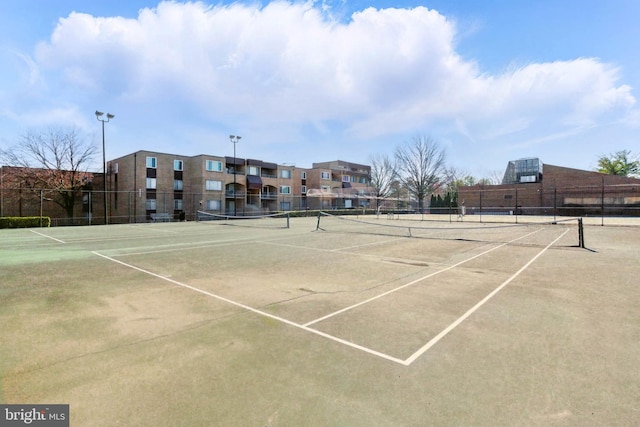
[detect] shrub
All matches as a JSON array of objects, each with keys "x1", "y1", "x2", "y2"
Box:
[{"x1": 0, "y1": 217, "x2": 51, "y2": 229}]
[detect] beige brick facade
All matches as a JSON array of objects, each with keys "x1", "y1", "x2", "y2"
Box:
[{"x1": 107, "y1": 151, "x2": 373, "y2": 221}]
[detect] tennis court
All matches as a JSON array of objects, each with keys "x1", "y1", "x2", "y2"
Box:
[{"x1": 1, "y1": 214, "x2": 639, "y2": 425}]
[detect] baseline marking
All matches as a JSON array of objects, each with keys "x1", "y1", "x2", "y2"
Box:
[
  {"x1": 403, "y1": 229, "x2": 569, "y2": 365},
  {"x1": 29, "y1": 230, "x2": 66, "y2": 243}
]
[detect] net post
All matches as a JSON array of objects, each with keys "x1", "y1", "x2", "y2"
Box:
[
  {"x1": 286, "y1": 212, "x2": 290, "y2": 229},
  {"x1": 578, "y1": 218, "x2": 585, "y2": 248},
  {"x1": 316, "y1": 211, "x2": 322, "y2": 231}
]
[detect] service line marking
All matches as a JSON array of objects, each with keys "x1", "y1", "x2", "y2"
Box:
[{"x1": 29, "y1": 230, "x2": 66, "y2": 243}]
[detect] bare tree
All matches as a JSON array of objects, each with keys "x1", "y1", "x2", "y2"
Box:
[
  {"x1": 0, "y1": 128, "x2": 98, "y2": 218},
  {"x1": 369, "y1": 153, "x2": 397, "y2": 207},
  {"x1": 479, "y1": 170, "x2": 504, "y2": 185},
  {"x1": 394, "y1": 135, "x2": 446, "y2": 212},
  {"x1": 442, "y1": 167, "x2": 477, "y2": 193}
]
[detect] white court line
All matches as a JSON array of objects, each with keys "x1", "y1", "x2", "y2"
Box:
[
  {"x1": 91, "y1": 251, "x2": 406, "y2": 365},
  {"x1": 303, "y1": 228, "x2": 544, "y2": 327},
  {"x1": 133, "y1": 226, "x2": 180, "y2": 234},
  {"x1": 257, "y1": 237, "x2": 421, "y2": 266},
  {"x1": 258, "y1": 237, "x2": 407, "y2": 253},
  {"x1": 403, "y1": 228, "x2": 570, "y2": 365},
  {"x1": 108, "y1": 238, "x2": 261, "y2": 257},
  {"x1": 29, "y1": 230, "x2": 66, "y2": 243},
  {"x1": 102, "y1": 230, "x2": 314, "y2": 257}
]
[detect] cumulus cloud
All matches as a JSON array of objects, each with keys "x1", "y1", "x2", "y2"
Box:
[{"x1": 26, "y1": 0, "x2": 637, "y2": 154}]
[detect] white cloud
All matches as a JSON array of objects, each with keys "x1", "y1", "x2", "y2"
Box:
[{"x1": 6, "y1": 0, "x2": 634, "y2": 170}]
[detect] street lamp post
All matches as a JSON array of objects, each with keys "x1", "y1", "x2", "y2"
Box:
[
  {"x1": 229, "y1": 135, "x2": 241, "y2": 216},
  {"x1": 95, "y1": 111, "x2": 114, "y2": 225}
]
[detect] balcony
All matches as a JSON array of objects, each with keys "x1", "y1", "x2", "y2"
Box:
[
  {"x1": 261, "y1": 192, "x2": 278, "y2": 200},
  {"x1": 225, "y1": 191, "x2": 246, "y2": 198}
]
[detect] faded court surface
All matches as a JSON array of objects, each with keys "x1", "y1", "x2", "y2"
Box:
[{"x1": 1, "y1": 214, "x2": 639, "y2": 425}]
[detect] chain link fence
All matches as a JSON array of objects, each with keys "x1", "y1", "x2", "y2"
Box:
[
  {"x1": 456, "y1": 183, "x2": 640, "y2": 222},
  {"x1": 1, "y1": 183, "x2": 638, "y2": 226}
]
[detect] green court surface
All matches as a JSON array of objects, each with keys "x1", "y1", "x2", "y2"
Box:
[{"x1": 1, "y1": 215, "x2": 639, "y2": 425}]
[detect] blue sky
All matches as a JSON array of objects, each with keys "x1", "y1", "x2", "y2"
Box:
[{"x1": 1, "y1": 0, "x2": 638, "y2": 178}]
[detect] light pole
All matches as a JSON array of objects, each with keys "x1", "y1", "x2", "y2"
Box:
[
  {"x1": 229, "y1": 135, "x2": 241, "y2": 216},
  {"x1": 96, "y1": 111, "x2": 114, "y2": 225}
]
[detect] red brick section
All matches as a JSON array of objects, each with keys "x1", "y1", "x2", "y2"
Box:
[{"x1": 458, "y1": 164, "x2": 640, "y2": 215}]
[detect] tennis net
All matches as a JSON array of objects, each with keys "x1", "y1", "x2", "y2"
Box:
[
  {"x1": 196, "y1": 211, "x2": 290, "y2": 229},
  {"x1": 315, "y1": 211, "x2": 585, "y2": 248}
]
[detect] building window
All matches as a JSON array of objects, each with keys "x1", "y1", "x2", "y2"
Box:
[
  {"x1": 301, "y1": 171, "x2": 306, "y2": 180},
  {"x1": 321, "y1": 185, "x2": 331, "y2": 192},
  {"x1": 280, "y1": 186, "x2": 291, "y2": 194},
  {"x1": 146, "y1": 199, "x2": 157, "y2": 210},
  {"x1": 248, "y1": 166, "x2": 259, "y2": 176},
  {"x1": 206, "y1": 160, "x2": 223, "y2": 172},
  {"x1": 280, "y1": 201, "x2": 291, "y2": 211},
  {"x1": 174, "y1": 199, "x2": 184, "y2": 210},
  {"x1": 174, "y1": 160, "x2": 183, "y2": 171},
  {"x1": 146, "y1": 157, "x2": 157, "y2": 168},
  {"x1": 207, "y1": 200, "x2": 221, "y2": 210},
  {"x1": 146, "y1": 178, "x2": 157, "y2": 189},
  {"x1": 342, "y1": 175, "x2": 350, "y2": 182},
  {"x1": 206, "y1": 180, "x2": 222, "y2": 191},
  {"x1": 174, "y1": 180, "x2": 183, "y2": 191},
  {"x1": 321, "y1": 171, "x2": 330, "y2": 180},
  {"x1": 280, "y1": 169, "x2": 291, "y2": 179},
  {"x1": 359, "y1": 177, "x2": 367, "y2": 184},
  {"x1": 301, "y1": 185, "x2": 307, "y2": 194}
]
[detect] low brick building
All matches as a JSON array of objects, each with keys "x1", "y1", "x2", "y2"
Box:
[{"x1": 0, "y1": 165, "x2": 104, "y2": 225}]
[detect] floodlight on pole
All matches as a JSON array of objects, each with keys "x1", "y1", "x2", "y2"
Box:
[
  {"x1": 95, "y1": 110, "x2": 114, "y2": 225},
  {"x1": 229, "y1": 135, "x2": 241, "y2": 216}
]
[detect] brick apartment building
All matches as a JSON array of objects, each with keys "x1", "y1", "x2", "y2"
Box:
[
  {"x1": 459, "y1": 158, "x2": 640, "y2": 216},
  {"x1": 305, "y1": 160, "x2": 372, "y2": 210},
  {"x1": 107, "y1": 151, "x2": 373, "y2": 222}
]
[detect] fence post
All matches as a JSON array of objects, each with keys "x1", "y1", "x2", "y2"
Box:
[
  {"x1": 40, "y1": 190, "x2": 43, "y2": 227},
  {"x1": 601, "y1": 176, "x2": 605, "y2": 226},
  {"x1": 554, "y1": 186, "x2": 557, "y2": 222},
  {"x1": 515, "y1": 187, "x2": 518, "y2": 224}
]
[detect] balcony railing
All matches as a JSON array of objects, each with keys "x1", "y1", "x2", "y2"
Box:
[
  {"x1": 224, "y1": 191, "x2": 246, "y2": 198},
  {"x1": 261, "y1": 192, "x2": 278, "y2": 200}
]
